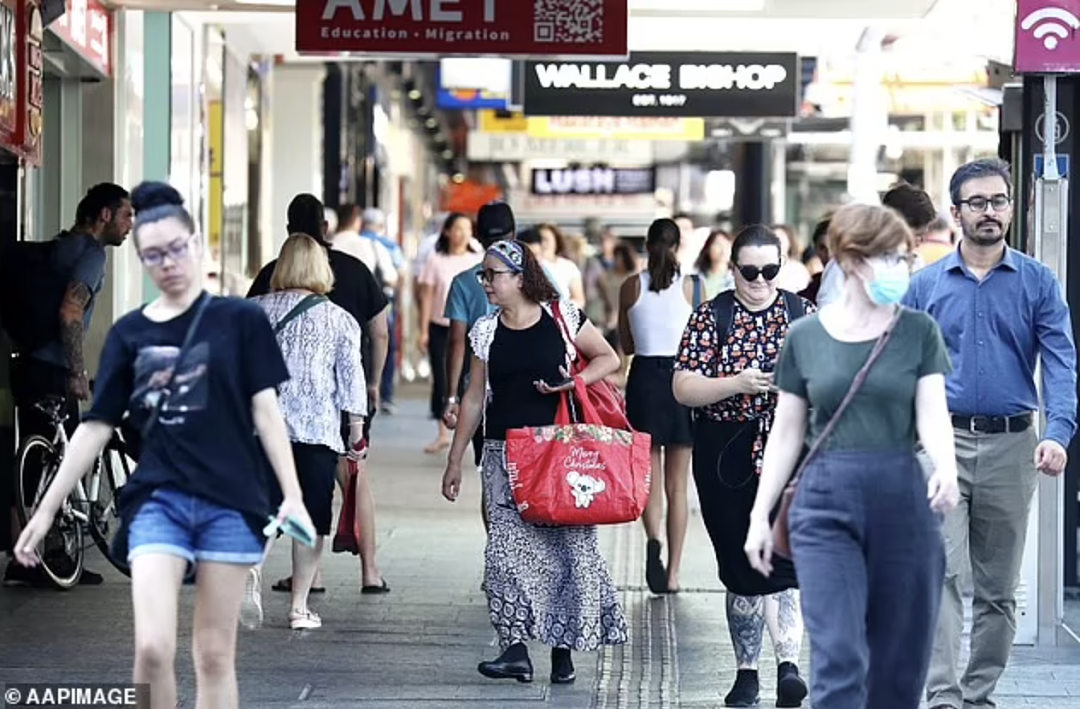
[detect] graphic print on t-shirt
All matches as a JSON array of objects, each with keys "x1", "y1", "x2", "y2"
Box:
[{"x1": 131, "y1": 341, "x2": 210, "y2": 425}]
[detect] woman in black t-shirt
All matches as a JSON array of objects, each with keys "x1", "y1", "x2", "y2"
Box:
[
  {"x1": 14, "y1": 182, "x2": 313, "y2": 709},
  {"x1": 441, "y1": 239, "x2": 629, "y2": 685}
]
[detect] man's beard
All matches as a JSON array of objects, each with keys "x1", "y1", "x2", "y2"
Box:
[{"x1": 964, "y1": 217, "x2": 1007, "y2": 246}]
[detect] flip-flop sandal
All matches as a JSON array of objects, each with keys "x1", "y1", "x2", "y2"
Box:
[
  {"x1": 271, "y1": 578, "x2": 326, "y2": 594},
  {"x1": 361, "y1": 579, "x2": 391, "y2": 594}
]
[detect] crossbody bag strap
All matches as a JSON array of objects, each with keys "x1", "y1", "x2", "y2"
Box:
[
  {"x1": 691, "y1": 274, "x2": 703, "y2": 309},
  {"x1": 273, "y1": 294, "x2": 327, "y2": 335},
  {"x1": 787, "y1": 307, "x2": 902, "y2": 488},
  {"x1": 550, "y1": 299, "x2": 582, "y2": 421},
  {"x1": 141, "y1": 291, "x2": 212, "y2": 440}
]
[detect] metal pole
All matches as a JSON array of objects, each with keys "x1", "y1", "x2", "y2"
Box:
[
  {"x1": 1034, "y1": 73, "x2": 1067, "y2": 647},
  {"x1": 847, "y1": 26, "x2": 885, "y2": 204}
]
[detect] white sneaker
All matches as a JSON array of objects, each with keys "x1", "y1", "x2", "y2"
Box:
[
  {"x1": 239, "y1": 567, "x2": 263, "y2": 629},
  {"x1": 289, "y1": 609, "x2": 322, "y2": 630}
]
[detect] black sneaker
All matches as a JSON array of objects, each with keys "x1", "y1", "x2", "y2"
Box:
[
  {"x1": 724, "y1": 669, "x2": 760, "y2": 708},
  {"x1": 776, "y1": 661, "x2": 807, "y2": 707},
  {"x1": 2, "y1": 560, "x2": 49, "y2": 587},
  {"x1": 78, "y1": 569, "x2": 104, "y2": 586}
]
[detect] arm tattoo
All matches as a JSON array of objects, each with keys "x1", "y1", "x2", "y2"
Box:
[{"x1": 59, "y1": 282, "x2": 91, "y2": 373}]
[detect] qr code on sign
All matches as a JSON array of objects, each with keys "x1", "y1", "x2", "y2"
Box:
[{"x1": 534, "y1": 0, "x2": 605, "y2": 44}]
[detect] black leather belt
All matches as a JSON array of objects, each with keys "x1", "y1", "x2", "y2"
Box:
[{"x1": 951, "y1": 412, "x2": 1034, "y2": 435}]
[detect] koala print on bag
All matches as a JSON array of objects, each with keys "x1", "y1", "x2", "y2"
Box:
[{"x1": 567, "y1": 471, "x2": 606, "y2": 508}]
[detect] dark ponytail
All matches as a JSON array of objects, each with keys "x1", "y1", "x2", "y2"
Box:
[{"x1": 645, "y1": 217, "x2": 681, "y2": 292}]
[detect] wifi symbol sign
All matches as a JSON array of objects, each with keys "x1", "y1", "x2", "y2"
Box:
[
  {"x1": 1015, "y1": 1, "x2": 1080, "y2": 72},
  {"x1": 1021, "y1": 6, "x2": 1080, "y2": 50}
]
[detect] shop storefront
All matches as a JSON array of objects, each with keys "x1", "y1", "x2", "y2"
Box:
[{"x1": 0, "y1": 0, "x2": 44, "y2": 553}]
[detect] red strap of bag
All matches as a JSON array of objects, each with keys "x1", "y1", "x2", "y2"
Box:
[{"x1": 550, "y1": 300, "x2": 631, "y2": 430}]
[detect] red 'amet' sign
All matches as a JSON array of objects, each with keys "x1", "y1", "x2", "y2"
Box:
[
  {"x1": 295, "y1": 0, "x2": 629, "y2": 58},
  {"x1": 0, "y1": 0, "x2": 17, "y2": 140},
  {"x1": 0, "y1": 0, "x2": 41, "y2": 165}
]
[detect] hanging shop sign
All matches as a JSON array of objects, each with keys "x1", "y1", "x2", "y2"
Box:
[
  {"x1": 0, "y1": 0, "x2": 42, "y2": 165},
  {"x1": 467, "y1": 131, "x2": 654, "y2": 163},
  {"x1": 707, "y1": 118, "x2": 791, "y2": 141},
  {"x1": 295, "y1": 0, "x2": 629, "y2": 57},
  {"x1": 527, "y1": 115, "x2": 704, "y2": 141},
  {"x1": 49, "y1": 0, "x2": 111, "y2": 77},
  {"x1": 0, "y1": 0, "x2": 17, "y2": 141},
  {"x1": 523, "y1": 52, "x2": 800, "y2": 118},
  {"x1": 531, "y1": 166, "x2": 655, "y2": 196},
  {"x1": 437, "y1": 87, "x2": 507, "y2": 110},
  {"x1": 16, "y1": 0, "x2": 42, "y2": 165}
]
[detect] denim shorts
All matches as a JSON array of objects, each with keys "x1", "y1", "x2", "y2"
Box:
[{"x1": 127, "y1": 487, "x2": 266, "y2": 566}]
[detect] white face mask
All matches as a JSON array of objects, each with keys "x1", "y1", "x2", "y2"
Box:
[{"x1": 863, "y1": 255, "x2": 911, "y2": 306}]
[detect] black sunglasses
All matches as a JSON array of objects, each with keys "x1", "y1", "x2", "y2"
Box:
[{"x1": 736, "y1": 263, "x2": 781, "y2": 282}]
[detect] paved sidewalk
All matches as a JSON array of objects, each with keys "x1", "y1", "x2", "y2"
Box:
[{"x1": 1, "y1": 390, "x2": 1078, "y2": 707}]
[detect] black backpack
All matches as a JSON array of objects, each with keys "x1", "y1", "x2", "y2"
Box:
[
  {"x1": 710, "y1": 289, "x2": 808, "y2": 343},
  {"x1": 0, "y1": 235, "x2": 85, "y2": 353}
]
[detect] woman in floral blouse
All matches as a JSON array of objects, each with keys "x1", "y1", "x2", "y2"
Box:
[{"x1": 673, "y1": 225, "x2": 813, "y2": 708}]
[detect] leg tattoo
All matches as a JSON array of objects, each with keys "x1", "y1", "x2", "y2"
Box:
[
  {"x1": 764, "y1": 589, "x2": 804, "y2": 663},
  {"x1": 726, "y1": 591, "x2": 765, "y2": 669}
]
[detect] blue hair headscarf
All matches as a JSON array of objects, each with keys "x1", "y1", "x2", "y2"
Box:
[{"x1": 487, "y1": 239, "x2": 525, "y2": 273}]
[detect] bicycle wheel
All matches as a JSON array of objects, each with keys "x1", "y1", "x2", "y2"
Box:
[
  {"x1": 89, "y1": 436, "x2": 133, "y2": 576},
  {"x1": 15, "y1": 435, "x2": 84, "y2": 589}
]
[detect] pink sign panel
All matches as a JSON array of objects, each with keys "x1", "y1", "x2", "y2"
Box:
[{"x1": 1016, "y1": 0, "x2": 1080, "y2": 73}]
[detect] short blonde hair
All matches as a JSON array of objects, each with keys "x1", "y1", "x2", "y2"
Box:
[
  {"x1": 270, "y1": 233, "x2": 335, "y2": 295},
  {"x1": 828, "y1": 203, "x2": 915, "y2": 266}
]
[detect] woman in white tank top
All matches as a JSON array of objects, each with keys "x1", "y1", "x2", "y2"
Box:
[{"x1": 617, "y1": 218, "x2": 702, "y2": 595}]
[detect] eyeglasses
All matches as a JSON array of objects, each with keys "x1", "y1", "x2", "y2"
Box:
[
  {"x1": 476, "y1": 268, "x2": 514, "y2": 285},
  {"x1": 870, "y1": 252, "x2": 916, "y2": 269},
  {"x1": 140, "y1": 235, "x2": 193, "y2": 267},
  {"x1": 957, "y1": 194, "x2": 1011, "y2": 213},
  {"x1": 736, "y1": 263, "x2": 781, "y2": 282}
]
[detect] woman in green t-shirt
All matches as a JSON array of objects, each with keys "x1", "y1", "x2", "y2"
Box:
[{"x1": 745, "y1": 203, "x2": 961, "y2": 709}]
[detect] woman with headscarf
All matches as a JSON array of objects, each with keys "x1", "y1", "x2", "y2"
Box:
[{"x1": 440, "y1": 239, "x2": 628, "y2": 685}]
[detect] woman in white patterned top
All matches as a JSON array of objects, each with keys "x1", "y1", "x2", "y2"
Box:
[{"x1": 250, "y1": 233, "x2": 367, "y2": 629}]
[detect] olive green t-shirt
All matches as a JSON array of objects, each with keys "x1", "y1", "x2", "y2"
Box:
[{"x1": 774, "y1": 308, "x2": 952, "y2": 451}]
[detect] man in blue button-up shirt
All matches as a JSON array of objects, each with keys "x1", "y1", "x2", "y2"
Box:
[{"x1": 903, "y1": 158, "x2": 1077, "y2": 709}]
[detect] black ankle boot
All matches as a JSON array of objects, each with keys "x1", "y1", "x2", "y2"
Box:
[
  {"x1": 724, "y1": 669, "x2": 760, "y2": 708},
  {"x1": 776, "y1": 661, "x2": 807, "y2": 707},
  {"x1": 478, "y1": 643, "x2": 533, "y2": 683},
  {"x1": 551, "y1": 648, "x2": 575, "y2": 684}
]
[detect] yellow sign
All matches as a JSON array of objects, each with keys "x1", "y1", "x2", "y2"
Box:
[
  {"x1": 526, "y1": 116, "x2": 704, "y2": 141},
  {"x1": 208, "y1": 100, "x2": 223, "y2": 251},
  {"x1": 478, "y1": 109, "x2": 528, "y2": 133}
]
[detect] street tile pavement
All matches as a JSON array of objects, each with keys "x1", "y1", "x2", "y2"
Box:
[{"x1": 1, "y1": 387, "x2": 1078, "y2": 708}]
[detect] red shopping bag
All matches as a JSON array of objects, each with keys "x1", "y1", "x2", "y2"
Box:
[
  {"x1": 331, "y1": 459, "x2": 360, "y2": 555},
  {"x1": 505, "y1": 378, "x2": 652, "y2": 526},
  {"x1": 552, "y1": 300, "x2": 629, "y2": 430}
]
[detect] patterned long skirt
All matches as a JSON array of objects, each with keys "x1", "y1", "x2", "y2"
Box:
[{"x1": 482, "y1": 441, "x2": 629, "y2": 651}]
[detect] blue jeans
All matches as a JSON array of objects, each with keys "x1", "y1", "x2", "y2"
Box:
[
  {"x1": 127, "y1": 488, "x2": 265, "y2": 566},
  {"x1": 789, "y1": 448, "x2": 945, "y2": 709}
]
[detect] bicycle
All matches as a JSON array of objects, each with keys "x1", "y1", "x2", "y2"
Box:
[{"x1": 13, "y1": 396, "x2": 135, "y2": 589}]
